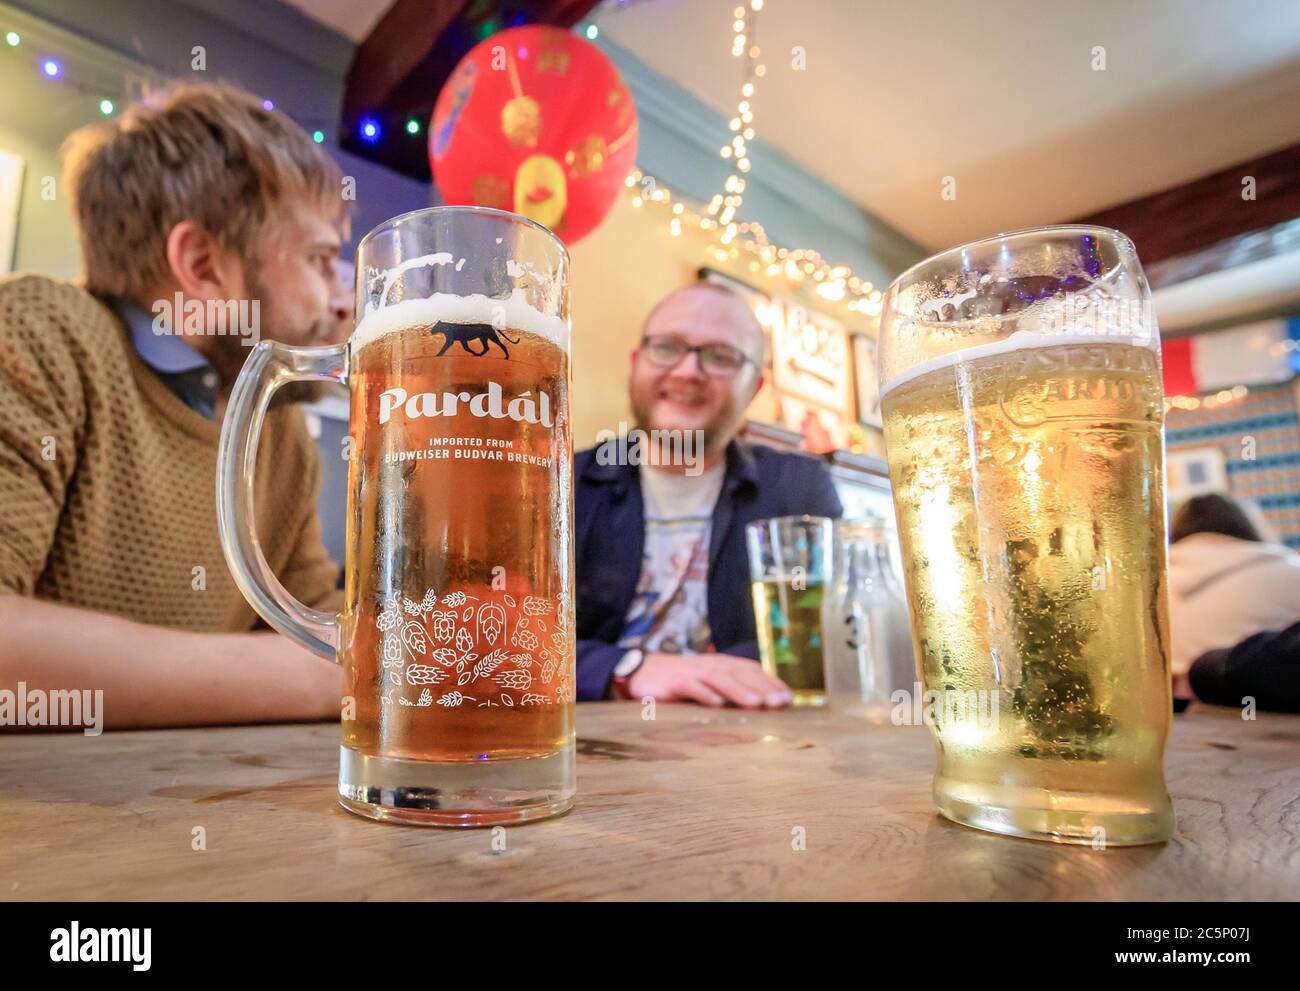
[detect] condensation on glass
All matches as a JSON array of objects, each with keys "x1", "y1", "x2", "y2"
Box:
[{"x1": 876, "y1": 226, "x2": 1174, "y2": 845}]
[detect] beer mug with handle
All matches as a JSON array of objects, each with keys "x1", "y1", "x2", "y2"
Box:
[
  {"x1": 217, "y1": 206, "x2": 575, "y2": 826},
  {"x1": 877, "y1": 225, "x2": 1174, "y2": 845}
]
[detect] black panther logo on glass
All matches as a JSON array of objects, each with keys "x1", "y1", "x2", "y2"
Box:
[{"x1": 431, "y1": 321, "x2": 521, "y2": 358}]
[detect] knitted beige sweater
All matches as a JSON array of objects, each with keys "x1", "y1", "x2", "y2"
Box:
[{"x1": 0, "y1": 274, "x2": 340, "y2": 628}]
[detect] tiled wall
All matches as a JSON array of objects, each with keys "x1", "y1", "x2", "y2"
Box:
[{"x1": 1165, "y1": 382, "x2": 1300, "y2": 548}]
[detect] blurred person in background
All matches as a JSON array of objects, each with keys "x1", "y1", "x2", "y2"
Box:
[
  {"x1": 1188, "y1": 619, "x2": 1300, "y2": 714},
  {"x1": 574, "y1": 282, "x2": 843, "y2": 707},
  {"x1": 1167, "y1": 493, "x2": 1300, "y2": 705},
  {"x1": 0, "y1": 82, "x2": 352, "y2": 729}
]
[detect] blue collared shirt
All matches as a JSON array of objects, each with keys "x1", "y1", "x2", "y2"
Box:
[{"x1": 114, "y1": 300, "x2": 220, "y2": 420}]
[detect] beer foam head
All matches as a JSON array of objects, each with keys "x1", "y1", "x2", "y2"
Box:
[
  {"x1": 879, "y1": 329, "x2": 1157, "y2": 398},
  {"x1": 880, "y1": 286, "x2": 1159, "y2": 398},
  {"x1": 352, "y1": 289, "x2": 569, "y2": 355},
  {"x1": 353, "y1": 248, "x2": 568, "y2": 354},
  {"x1": 879, "y1": 228, "x2": 1157, "y2": 395}
]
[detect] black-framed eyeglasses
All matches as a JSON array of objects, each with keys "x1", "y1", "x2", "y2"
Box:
[{"x1": 639, "y1": 335, "x2": 758, "y2": 378}]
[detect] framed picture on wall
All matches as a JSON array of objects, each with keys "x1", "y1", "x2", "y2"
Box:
[
  {"x1": 779, "y1": 394, "x2": 847, "y2": 453},
  {"x1": 1167, "y1": 446, "x2": 1228, "y2": 500},
  {"x1": 770, "y1": 303, "x2": 853, "y2": 418},
  {"x1": 0, "y1": 149, "x2": 24, "y2": 275},
  {"x1": 852, "y1": 333, "x2": 882, "y2": 427}
]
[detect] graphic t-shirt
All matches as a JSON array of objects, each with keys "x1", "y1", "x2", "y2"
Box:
[{"x1": 618, "y1": 462, "x2": 726, "y2": 654}]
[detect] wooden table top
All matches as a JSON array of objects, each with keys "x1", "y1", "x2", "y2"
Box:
[{"x1": 2, "y1": 702, "x2": 1296, "y2": 900}]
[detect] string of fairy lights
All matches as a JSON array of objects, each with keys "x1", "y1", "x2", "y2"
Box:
[
  {"x1": 2, "y1": 29, "x2": 127, "y2": 118},
  {"x1": 1166, "y1": 385, "x2": 1249, "y2": 413},
  {"x1": 0, "y1": 21, "x2": 426, "y2": 149},
  {"x1": 1163, "y1": 338, "x2": 1300, "y2": 411},
  {"x1": 8, "y1": 5, "x2": 1288, "y2": 404},
  {"x1": 619, "y1": 0, "x2": 884, "y2": 320},
  {"x1": 9, "y1": 2, "x2": 884, "y2": 323}
]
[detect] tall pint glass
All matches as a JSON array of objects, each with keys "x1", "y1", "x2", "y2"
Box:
[
  {"x1": 217, "y1": 207, "x2": 574, "y2": 826},
  {"x1": 877, "y1": 226, "x2": 1174, "y2": 845}
]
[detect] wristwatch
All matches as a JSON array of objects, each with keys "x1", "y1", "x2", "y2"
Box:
[{"x1": 610, "y1": 648, "x2": 646, "y2": 700}]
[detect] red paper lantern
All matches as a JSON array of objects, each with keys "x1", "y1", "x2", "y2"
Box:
[{"x1": 430, "y1": 25, "x2": 639, "y2": 246}]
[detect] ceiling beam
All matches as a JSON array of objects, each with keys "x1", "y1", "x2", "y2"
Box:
[
  {"x1": 340, "y1": 0, "x2": 601, "y2": 180},
  {"x1": 341, "y1": 0, "x2": 468, "y2": 124},
  {"x1": 1073, "y1": 142, "x2": 1300, "y2": 265}
]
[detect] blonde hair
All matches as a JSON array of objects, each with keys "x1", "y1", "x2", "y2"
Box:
[{"x1": 62, "y1": 81, "x2": 345, "y2": 303}]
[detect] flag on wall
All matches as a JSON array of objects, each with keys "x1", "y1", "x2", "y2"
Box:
[
  {"x1": 1162, "y1": 317, "x2": 1300, "y2": 395},
  {"x1": 1161, "y1": 337, "x2": 1196, "y2": 396}
]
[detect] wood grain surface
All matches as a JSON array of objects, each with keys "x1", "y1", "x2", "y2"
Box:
[{"x1": 1, "y1": 702, "x2": 1296, "y2": 900}]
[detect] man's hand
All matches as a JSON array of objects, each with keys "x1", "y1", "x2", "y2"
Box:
[
  {"x1": 625, "y1": 652, "x2": 792, "y2": 708},
  {"x1": 238, "y1": 631, "x2": 346, "y2": 723},
  {"x1": 0, "y1": 596, "x2": 346, "y2": 729}
]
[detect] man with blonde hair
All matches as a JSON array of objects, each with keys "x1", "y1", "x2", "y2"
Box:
[{"x1": 0, "y1": 82, "x2": 352, "y2": 728}]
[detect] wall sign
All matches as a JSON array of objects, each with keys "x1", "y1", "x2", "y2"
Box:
[
  {"x1": 769, "y1": 302, "x2": 852, "y2": 417},
  {"x1": 699, "y1": 267, "x2": 873, "y2": 452},
  {"x1": 0, "y1": 150, "x2": 24, "y2": 275},
  {"x1": 852, "y1": 333, "x2": 882, "y2": 426}
]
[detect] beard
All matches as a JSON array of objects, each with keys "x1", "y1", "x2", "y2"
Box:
[
  {"x1": 272, "y1": 378, "x2": 340, "y2": 408},
  {"x1": 629, "y1": 393, "x2": 733, "y2": 464},
  {"x1": 217, "y1": 269, "x2": 344, "y2": 405}
]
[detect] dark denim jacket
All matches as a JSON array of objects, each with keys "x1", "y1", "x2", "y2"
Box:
[{"x1": 574, "y1": 438, "x2": 843, "y2": 699}]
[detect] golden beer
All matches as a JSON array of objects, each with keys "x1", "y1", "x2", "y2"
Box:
[
  {"x1": 882, "y1": 337, "x2": 1174, "y2": 843},
  {"x1": 751, "y1": 578, "x2": 827, "y2": 704},
  {"x1": 216, "y1": 206, "x2": 574, "y2": 826},
  {"x1": 745, "y1": 515, "x2": 833, "y2": 706},
  {"x1": 343, "y1": 321, "x2": 574, "y2": 767}
]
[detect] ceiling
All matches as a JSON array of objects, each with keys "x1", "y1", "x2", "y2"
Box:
[
  {"x1": 282, "y1": 0, "x2": 1300, "y2": 252},
  {"x1": 278, "y1": 0, "x2": 391, "y2": 41},
  {"x1": 595, "y1": 0, "x2": 1300, "y2": 251},
  {"x1": 281, "y1": 0, "x2": 599, "y2": 178}
]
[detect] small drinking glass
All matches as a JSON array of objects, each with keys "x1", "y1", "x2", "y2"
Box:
[{"x1": 745, "y1": 515, "x2": 834, "y2": 706}]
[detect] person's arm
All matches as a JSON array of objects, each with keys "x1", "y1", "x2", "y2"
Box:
[
  {"x1": 270, "y1": 411, "x2": 343, "y2": 612},
  {"x1": 719, "y1": 639, "x2": 759, "y2": 660},
  {"x1": 802, "y1": 456, "x2": 844, "y2": 519},
  {"x1": 0, "y1": 596, "x2": 343, "y2": 729},
  {"x1": 576, "y1": 639, "x2": 624, "y2": 701},
  {"x1": 577, "y1": 637, "x2": 789, "y2": 707},
  {"x1": 1188, "y1": 621, "x2": 1300, "y2": 714},
  {"x1": 0, "y1": 288, "x2": 341, "y2": 728},
  {"x1": 625, "y1": 652, "x2": 791, "y2": 708},
  {"x1": 0, "y1": 281, "x2": 83, "y2": 596}
]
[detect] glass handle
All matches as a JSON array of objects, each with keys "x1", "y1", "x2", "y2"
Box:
[{"x1": 216, "y1": 341, "x2": 348, "y2": 659}]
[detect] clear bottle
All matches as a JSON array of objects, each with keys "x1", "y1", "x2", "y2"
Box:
[{"x1": 822, "y1": 518, "x2": 915, "y2": 720}]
